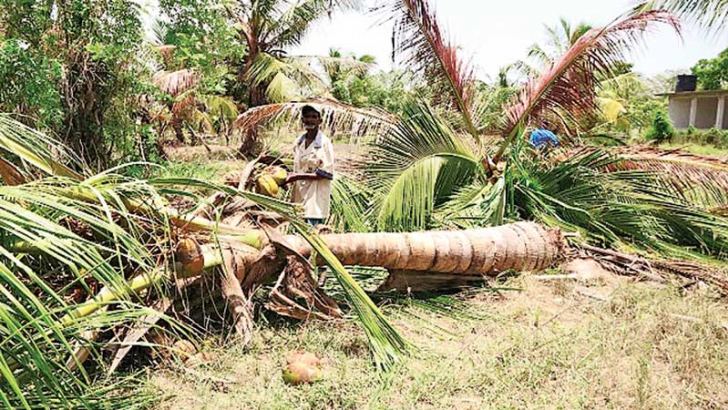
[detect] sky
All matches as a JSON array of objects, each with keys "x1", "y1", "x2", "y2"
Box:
[{"x1": 290, "y1": 0, "x2": 727, "y2": 80}]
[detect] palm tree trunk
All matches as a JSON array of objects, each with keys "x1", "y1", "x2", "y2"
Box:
[
  {"x1": 284, "y1": 222, "x2": 565, "y2": 276},
  {"x1": 64, "y1": 222, "x2": 562, "y2": 328}
]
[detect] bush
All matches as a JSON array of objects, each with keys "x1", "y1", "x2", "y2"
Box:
[
  {"x1": 645, "y1": 111, "x2": 675, "y2": 143},
  {"x1": 673, "y1": 127, "x2": 728, "y2": 149},
  {"x1": 702, "y1": 128, "x2": 728, "y2": 147}
]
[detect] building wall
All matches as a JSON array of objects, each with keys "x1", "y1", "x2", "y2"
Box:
[
  {"x1": 668, "y1": 95, "x2": 728, "y2": 130},
  {"x1": 695, "y1": 97, "x2": 719, "y2": 129},
  {"x1": 668, "y1": 98, "x2": 691, "y2": 128}
]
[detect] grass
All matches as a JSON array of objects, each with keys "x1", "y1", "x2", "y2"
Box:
[
  {"x1": 148, "y1": 276, "x2": 728, "y2": 409},
  {"x1": 151, "y1": 161, "x2": 237, "y2": 181},
  {"x1": 660, "y1": 142, "x2": 728, "y2": 157}
]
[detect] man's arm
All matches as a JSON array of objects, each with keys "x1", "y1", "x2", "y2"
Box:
[
  {"x1": 283, "y1": 138, "x2": 335, "y2": 184},
  {"x1": 283, "y1": 170, "x2": 332, "y2": 185},
  {"x1": 318, "y1": 136, "x2": 335, "y2": 179}
]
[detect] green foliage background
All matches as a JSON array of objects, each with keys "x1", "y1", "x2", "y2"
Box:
[{"x1": 692, "y1": 47, "x2": 728, "y2": 90}]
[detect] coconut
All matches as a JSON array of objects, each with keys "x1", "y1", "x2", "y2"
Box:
[
  {"x1": 268, "y1": 166, "x2": 288, "y2": 185},
  {"x1": 282, "y1": 351, "x2": 322, "y2": 385},
  {"x1": 256, "y1": 174, "x2": 279, "y2": 197},
  {"x1": 175, "y1": 237, "x2": 204, "y2": 276}
]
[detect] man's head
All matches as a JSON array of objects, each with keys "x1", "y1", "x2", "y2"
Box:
[{"x1": 301, "y1": 105, "x2": 322, "y2": 132}]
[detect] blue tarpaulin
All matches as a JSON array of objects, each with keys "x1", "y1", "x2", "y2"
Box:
[{"x1": 529, "y1": 129, "x2": 560, "y2": 149}]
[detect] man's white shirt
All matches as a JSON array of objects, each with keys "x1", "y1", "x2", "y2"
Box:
[{"x1": 292, "y1": 131, "x2": 334, "y2": 219}]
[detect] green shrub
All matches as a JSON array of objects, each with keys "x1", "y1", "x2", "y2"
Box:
[
  {"x1": 703, "y1": 128, "x2": 722, "y2": 146},
  {"x1": 673, "y1": 127, "x2": 728, "y2": 149},
  {"x1": 645, "y1": 111, "x2": 675, "y2": 143}
]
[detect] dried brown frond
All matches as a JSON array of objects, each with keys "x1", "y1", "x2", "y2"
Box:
[
  {"x1": 267, "y1": 255, "x2": 342, "y2": 321},
  {"x1": 582, "y1": 243, "x2": 728, "y2": 295},
  {"x1": 172, "y1": 93, "x2": 197, "y2": 116},
  {"x1": 711, "y1": 205, "x2": 728, "y2": 217},
  {"x1": 614, "y1": 144, "x2": 728, "y2": 168},
  {"x1": 385, "y1": 0, "x2": 478, "y2": 135},
  {"x1": 156, "y1": 45, "x2": 177, "y2": 64},
  {"x1": 153, "y1": 69, "x2": 201, "y2": 97},
  {"x1": 232, "y1": 98, "x2": 396, "y2": 137},
  {"x1": 0, "y1": 157, "x2": 27, "y2": 185}
]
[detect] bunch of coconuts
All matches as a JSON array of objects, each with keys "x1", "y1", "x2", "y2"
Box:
[{"x1": 254, "y1": 165, "x2": 288, "y2": 197}]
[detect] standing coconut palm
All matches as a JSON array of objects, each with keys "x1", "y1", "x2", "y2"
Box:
[
  {"x1": 526, "y1": 18, "x2": 593, "y2": 69},
  {"x1": 151, "y1": 65, "x2": 240, "y2": 144},
  {"x1": 146, "y1": 18, "x2": 241, "y2": 145},
  {"x1": 225, "y1": 0, "x2": 361, "y2": 106}
]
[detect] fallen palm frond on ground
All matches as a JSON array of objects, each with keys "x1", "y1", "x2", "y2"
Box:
[
  {"x1": 551, "y1": 145, "x2": 728, "y2": 210},
  {"x1": 614, "y1": 144, "x2": 728, "y2": 166},
  {"x1": 0, "y1": 115, "x2": 410, "y2": 407},
  {"x1": 610, "y1": 145, "x2": 728, "y2": 197},
  {"x1": 578, "y1": 243, "x2": 728, "y2": 294}
]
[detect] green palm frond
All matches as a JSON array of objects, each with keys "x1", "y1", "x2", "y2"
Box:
[
  {"x1": 247, "y1": 52, "x2": 330, "y2": 102},
  {"x1": 189, "y1": 110, "x2": 215, "y2": 134},
  {"x1": 639, "y1": 0, "x2": 728, "y2": 33},
  {"x1": 290, "y1": 220, "x2": 410, "y2": 370},
  {"x1": 205, "y1": 95, "x2": 240, "y2": 122},
  {"x1": 509, "y1": 147, "x2": 728, "y2": 259},
  {"x1": 435, "y1": 176, "x2": 506, "y2": 229},
  {"x1": 0, "y1": 115, "x2": 82, "y2": 179},
  {"x1": 0, "y1": 137, "x2": 180, "y2": 407},
  {"x1": 330, "y1": 175, "x2": 373, "y2": 233},
  {"x1": 368, "y1": 102, "x2": 481, "y2": 231},
  {"x1": 247, "y1": 52, "x2": 290, "y2": 88},
  {"x1": 267, "y1": 0, "x2": 361, "y2": 48},
  {"x1": 294, "y1": 54, "x2": 374, "y2": 83},
  {"x1": 266, "y1": 72, "x2": 302, "y2": 102}
]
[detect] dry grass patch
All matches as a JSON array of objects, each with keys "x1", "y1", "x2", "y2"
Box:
[{"x1": 150, "y1": 274, "x2": 728, "y2": 409}]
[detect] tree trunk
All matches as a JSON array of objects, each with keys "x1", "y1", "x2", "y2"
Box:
[
  {"x1": 172, "y1": 117, "x2": 185, "y2": 144},
  {"x1": 219, "y1": 245, "x2": 256, "y2": 345},
  {"x1": 284, "y1": 222, "x2": 565, "y2": 276}
]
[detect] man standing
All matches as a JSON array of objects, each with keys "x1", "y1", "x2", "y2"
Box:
[{"x1": 285, "y1": 105, "x2": 334, "y2": 227}]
